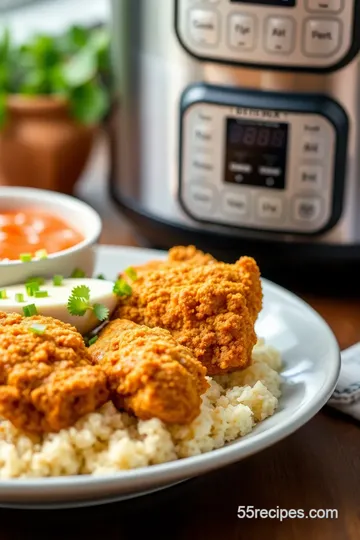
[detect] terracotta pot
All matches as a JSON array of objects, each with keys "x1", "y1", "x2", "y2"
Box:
[{"x1": 0, "y1": 96, "x2": 96, "y2": 194}]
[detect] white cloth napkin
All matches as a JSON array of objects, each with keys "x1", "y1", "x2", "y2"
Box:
[{"x1": 328, "y1": 343, "x2": 360, "y2": 420}]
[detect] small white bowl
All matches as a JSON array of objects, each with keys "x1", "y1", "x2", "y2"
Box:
[{"x1": 0, "y1": 187, "x2": 102, "y2": 287}]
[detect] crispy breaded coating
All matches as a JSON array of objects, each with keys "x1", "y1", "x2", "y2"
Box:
[
  {"x1": 0, "y1": 312, "x2": 109, "y2": 434},
  {"x1": 89, "y1": 319, "x2": 208, "y2": 424},
  {"x1": 235, "y1": 256, "x2": 263, "y2": 323},
  {"x1": 167, "y1": 245, "x2": 216, "y2": 265},
  {"x1": 125, "y1": 246, "x2": 216, "y2": 279},
  {"x1": 115, "y1": 256, "x2": 262, "y2": 375}
]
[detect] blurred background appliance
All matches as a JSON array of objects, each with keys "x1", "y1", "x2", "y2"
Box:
[{"x1": 110, "y1": 0, "x2": 360, "y2": 284}]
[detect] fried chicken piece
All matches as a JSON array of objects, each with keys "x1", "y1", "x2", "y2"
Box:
[
  {"x1": 124, "y1": 246, "x2": 216, "y2": 279},
  {"x1": 167, "y1": 245, "x2": 216, "y2": 265},
  {"x1": 89, "y1": 319, "x2": 208, "y2": 424},
  {"x1": 114, "y1": 256, "x2": 262, "y2": 375},
  {"x1": 235, "y1": 256, "x2": 263, "y2": 323},
  {"x1": 0, "y1": 312, "x2": 109, "y2": 434}
]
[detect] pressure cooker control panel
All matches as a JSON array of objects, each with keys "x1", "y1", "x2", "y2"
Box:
[
  {"x1": 179, "y1": 85, "x2": 348, "y2": 235},
  {"x1": 175, "y1": 0, "x2": 359, "y2": 71}
]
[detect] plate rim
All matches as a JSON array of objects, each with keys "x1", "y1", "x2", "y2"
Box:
[{"x1": 0, "y1": 245, "x2": 341, "y2": 494}]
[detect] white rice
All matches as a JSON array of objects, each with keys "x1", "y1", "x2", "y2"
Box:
[{"x1": 0, "y1": 339, "x2": 282, "y2": 478}]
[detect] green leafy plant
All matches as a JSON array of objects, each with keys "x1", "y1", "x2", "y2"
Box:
[
  {"x1": 0, "y1": 24, "x2": 112, "y2": 128},
  {"x1": 67, "y1": 284, "x2": 110, "y2": 322}
]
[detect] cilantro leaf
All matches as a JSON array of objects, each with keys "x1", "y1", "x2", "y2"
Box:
[
  {"x1": 67, "y1": 285, "x2": 91, "y2": 316},
  {"x1": 67, "y1": 285, "x2": 109, "y2": 320},
  {"x1": 113, "y1": 279, "x2": 132, "y2": 297},
  {"x1": 93, "y1": 303, "x2": 109, "y2": 322},
  {"x1": 71, "y1": 285, "x2": 90, "y2": 301},
  {"x1": 124, "y1": 267, "x2": 137, "y2": 282},
  {"x1": 67, "y1": 295, "x2": 90, "y2": 316}
]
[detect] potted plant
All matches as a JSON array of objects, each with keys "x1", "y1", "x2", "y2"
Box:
[{"x1": 0, "y1": 25, "x2": 112, "y2": 194}]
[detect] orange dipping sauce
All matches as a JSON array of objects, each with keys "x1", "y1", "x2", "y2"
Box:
[{"x1": 0, "y1": 209, "x2": 84, "y2": 261}]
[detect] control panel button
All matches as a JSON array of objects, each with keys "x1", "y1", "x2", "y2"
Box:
[
  {"x1": 193, "y1": 123, "x2": 214, "y2": 146},
  {"x1": 303, "y1": 122, "x2": 324, "y2": 135},
  {"x1": 188, "y1": 9, "x2": 220, "y2": 46},
  {"x1": 301, "y1": 136, "x2": 325, "y2": 160},
  {"x1": 306, "y1": 0, "x2": 343, "y2": 13},
  {"x1": 265, "y1": 17, "x2": 295, "y2": 54},
  {"x1": 188, "y1": 183, "x2": 215, "y2": 212},
  {"x1": 229, "y1": 14, "x2": 256, "y2": 51},
  {"x1": 298, "y1": 165, "x2": 324, "y2": 190},
  {"x1": 191, "y1": 154, "x2": 214, "y2": 172},
  {"x1": 257, "y1": 196, "x2": 283, "y2": 220},
  {"x1": 196, "y1": 109, "x2": 215, "y2": 123},
  {"x1": 293, "y1": 197, "x2": 323, "y2": 222},
  {"x1": 304, "y1": 19, "x2": 341, "y2": 57},
  {"x1": 222, "y1": 191, "x2": 250, "y2": 218}
]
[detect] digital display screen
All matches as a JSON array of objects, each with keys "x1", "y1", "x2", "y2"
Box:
[
  {"x1": 230, "y1": 0, "x2": 296, "y2": 6},
  {"x1": 224, "y1": 118, "x2": 289, "y2": 190}
]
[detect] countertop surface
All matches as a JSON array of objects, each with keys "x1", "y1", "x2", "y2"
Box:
[{"x1": 0, "y1": 138, "x2": 359, "y2": 538}]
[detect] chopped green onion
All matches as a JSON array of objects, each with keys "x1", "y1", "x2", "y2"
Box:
[
  {"x1": 20, "y1": 253, "x2": 32, "y2": 263},
  {"x1": 26, "y1": 282, "x2": 40, "y2": 296},
  {"x1": 28, "y1": 323, "x2": 46, "y2": 335},
  {"x1": 71, "y1": 268, "x2": 86, "y2": 278},
  {"x1": 113, "y1": 278, "x2": 132, "y2": 297},
  {"x1": 23, "y1": 304, "x2": 38, "y2": 317},
  {"x1": 124, "y1": 267, "x2": 137, "y2": 282},
  {"x1": 15, "y1": 293, "x2": 25, "y2": 303},
  {"x1": 0, "y1": 290, "x2": 7, "y2": 300},
  {"x1": 34, "y1": 290, "x2": 49, "y2": 298},
  {"x1": 35, "y1": 249, "x2": 48, "y2": 260},
  {"x1": 53, "y1": 275, "x2": 63, "y2": 286},
  {"x1": 96, "y1": 274, "x2": 106, "y2": 280},
  {"x1": 25, "y1": 276, "x2": 45, "y2": 286},
  {"x1": 88, "y1": 335, "x2": 99, "y2": 346}
]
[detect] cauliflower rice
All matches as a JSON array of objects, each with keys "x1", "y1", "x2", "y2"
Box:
[{"x1": 0, "y1": 339, "x2": 282, "y2": 478}]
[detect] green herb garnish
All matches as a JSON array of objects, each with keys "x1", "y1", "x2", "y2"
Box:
[
  {"x1": 29, "y1": 323, "x2": 46, "y2": 335},
  {"x1": 26, "y1": 282, "x2": 40, "y2": 296},
  {"x1": 23, "y1": 304, "x2": 38, "y2": 317},
  {"x1": 67, "y1": 285, "x2": 109, "y2": 322},
  {"x1": 15, "y1": 293, "x2": 25, "y2": 303},
  {"x1": 25, "y1": 276, "x2": 45, "y2": 286},
  {"x1": 67, "y1": 285, "x2": 91, "y2": 316},
  {"x1": 88, "y1": 335, "x2": 99, "y2": 346},
  {"x1": 0, "y1": 289, "x2": 7, "y2": 299},
  {"x1": 20, "y1": 253, "x2": 32, "y2": 263},
  {"x1": 53, "y1": 275, "x2": 64, "y2": 286},
  {"x1": 124, "y1": 267, "x2": 137, "y2": 282},
  {"x1": 93, "y1": 304, "x2": 109, "y2": 321},
  {"x1": 96, "y1": 274, "x2": 106, "y2": 280},
  {"x1": 34, "y1": 290, "x2": 49, "y2": 298},
  {"x1": 35, "y1": 249, "x2": 48, "y2": 260},
  {"x1": 71, "y1": 268, "x2": 86, "y2": 278},
  {"x1": 113, "y1": 278, "x2": 132, "y2": 297}
]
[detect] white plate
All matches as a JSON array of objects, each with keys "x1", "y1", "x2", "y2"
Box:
[{"x1": 0, "y1": 245, "x2": 340, "y2": 509}]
